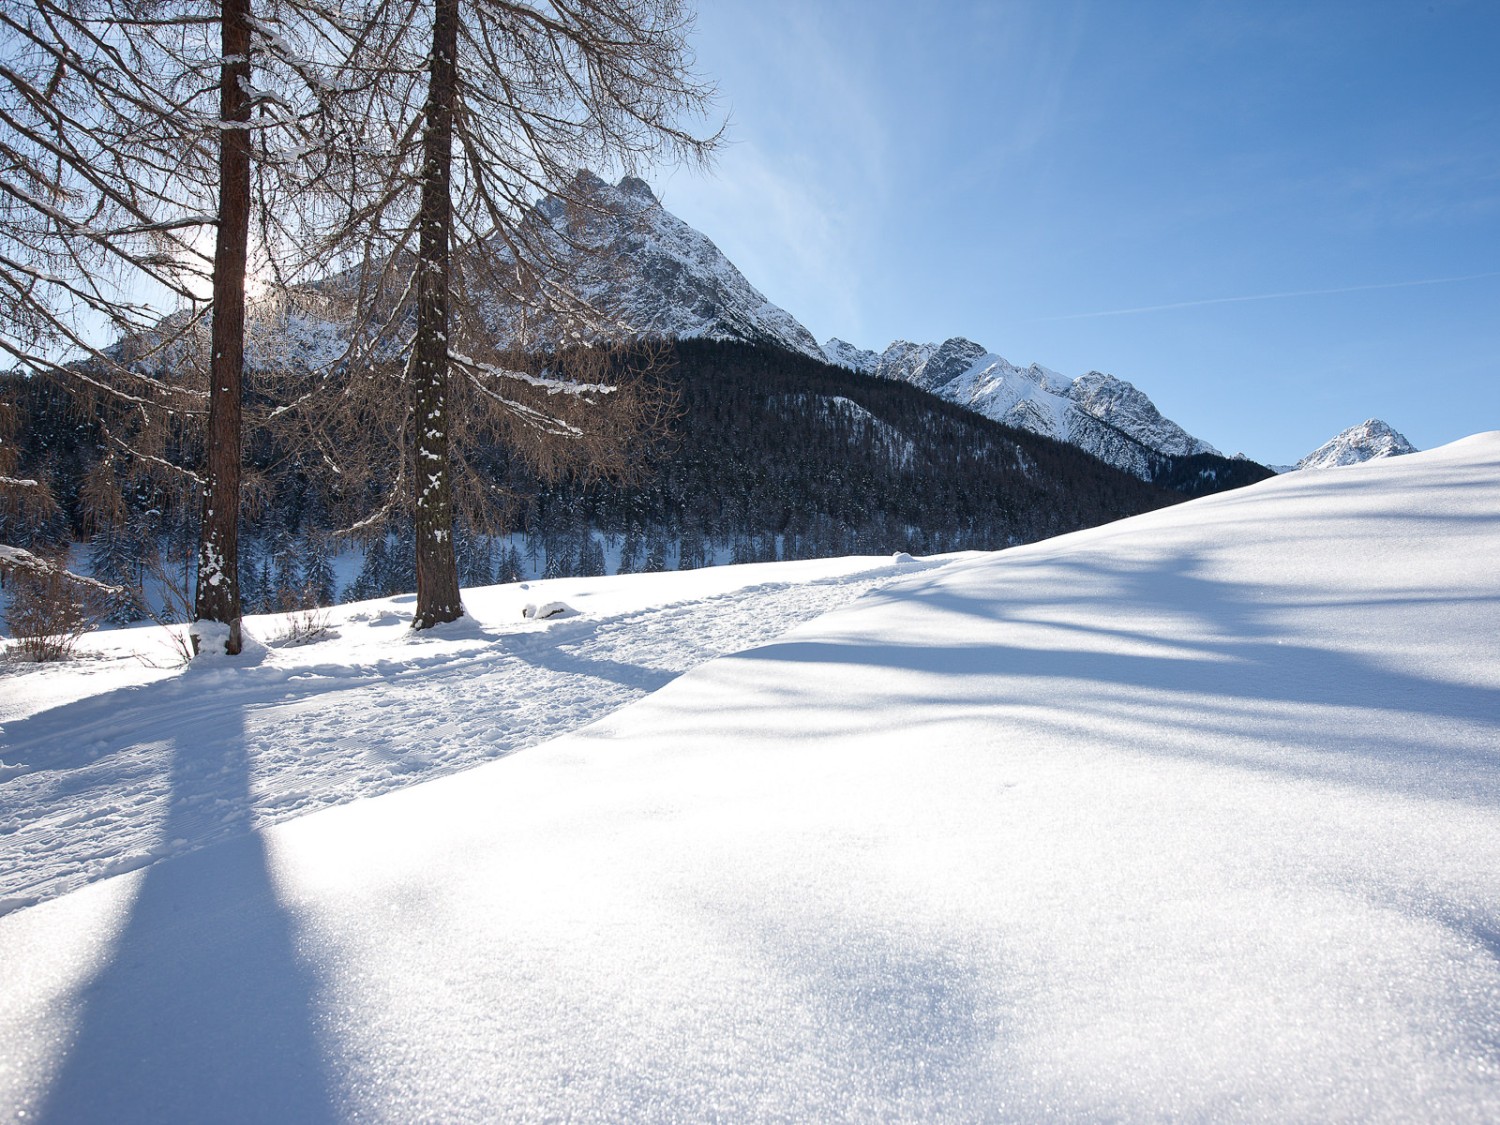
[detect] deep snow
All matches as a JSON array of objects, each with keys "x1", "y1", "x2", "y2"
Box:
[
  {"x1": 1, "y1": 554, "x2": 937, "y2": 913},
  {"x1": 3, "y1": 434, "x2": 1499, "y2": 1122}
]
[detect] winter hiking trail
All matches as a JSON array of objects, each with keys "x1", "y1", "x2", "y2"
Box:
[{"x1": 1, "y1": 554, "x2": 954, "y2": 913}]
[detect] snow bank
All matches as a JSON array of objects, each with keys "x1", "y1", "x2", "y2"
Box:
[{"x1": 2, "y1": 434, "x2": 1499, "y2": 1121}]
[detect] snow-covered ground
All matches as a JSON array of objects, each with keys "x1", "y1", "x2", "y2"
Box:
[
  {"x1": 1, "y1": 555, "x2": 938, "y2": 913},
  {"x1": 3, "y1": 434, "x2": 1499, "y2": 1121}
]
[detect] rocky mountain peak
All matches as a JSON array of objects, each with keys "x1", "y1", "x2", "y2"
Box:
[
  {"x1": 616, "y1": 175, "x2": 658, "y2": 203},
  {"x1": 1295, "y1": 419, "x2": 1417, "y2": 471},
  {"x1": 820, "y1": 338, "x2": 880, "y2": 373},
  {"x1": 873, "y1": 340, "x2": 937, "y2": 385},
  {"x1": 1068, "y1": 371, "x2": 1219, "y2": 458},
  {"x1": 919, "y1": 338, "x2": 991, "y2": 392}
]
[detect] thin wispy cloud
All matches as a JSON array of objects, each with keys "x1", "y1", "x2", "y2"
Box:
[{"x1": 1043, "y1": 271, "x2": 1500, "y2": 321}]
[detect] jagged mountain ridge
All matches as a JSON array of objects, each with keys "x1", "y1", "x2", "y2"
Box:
[
  {"x1": 823, "y1": 335, "x2": 1222, "y2": 481},
  {"x1": 100, "y1": 173, "x2": 1393, "y2": 484},
  {"x1": 1295, "y1": 419, "x2": 1417, "y2": 471},
  {"x1": 311, "y1": 171, "x2": 1232, "y2": 483},
  {"x1": 237, "y1": 173, "x2": 1248, "y2": 483},
  {"x1": 496, "y1": 172, "x2": 827, "y2": 359},
  {"x1": 114, "y1": 171, "x2": 829, "y2": 377}
]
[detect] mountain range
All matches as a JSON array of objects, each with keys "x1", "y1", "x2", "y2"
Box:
[
  {"x1": 3, "y1": 173, "x2": 1416, "y2": 599},
  {"x1": 532, "y1": 173, "x2": 1414, "y2": 477}
]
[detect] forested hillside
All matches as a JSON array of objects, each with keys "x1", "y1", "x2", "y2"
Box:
[{"x1": 2, "y1": 338, "x2": 1259, "y2": 618}]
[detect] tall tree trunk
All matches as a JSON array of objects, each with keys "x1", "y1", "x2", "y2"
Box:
[
  {"x1": 193, "y1": 0, "x2": 252, "y2": 654},
  {"x1": 410, "y1": 0, "x2": 462, "y2": 629}
]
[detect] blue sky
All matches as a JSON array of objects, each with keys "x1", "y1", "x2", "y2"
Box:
[{"x1": 654, "y1": 0, "x2": 1500, "y2": 464}]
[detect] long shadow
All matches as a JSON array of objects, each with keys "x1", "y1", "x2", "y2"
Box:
[
  {"x1": 3, "y1": 656, "x2": 373, "y2": 777},
  {"x1": 38, "y1": 667, "x2": 336, "y2": 1124},
  {"x1": 495, "y1": 626, "x2": 679, "y2": 694},
  {"x1": 710, "y1": 547, "x2": 1500, "y2": 805}
]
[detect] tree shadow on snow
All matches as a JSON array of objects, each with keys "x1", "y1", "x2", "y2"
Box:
[
  {"x1": 38, "y1": 691, "x2": 337, "y2": 1124},
  {"x1": 716, "y1": 548, "x2": 1500, "y2": 807}
]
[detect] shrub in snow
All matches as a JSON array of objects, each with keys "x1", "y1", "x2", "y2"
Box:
[
  {"x1": 271, "y1": 605, "x2": 337, "y2": 647},
  {"x1": 3, "y1": 566, "x2": 101, "y2": 662}
]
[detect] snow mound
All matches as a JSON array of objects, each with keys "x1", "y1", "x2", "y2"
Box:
[{"x1": 521, "y1": 601, "x2": 574, "y2": 620}]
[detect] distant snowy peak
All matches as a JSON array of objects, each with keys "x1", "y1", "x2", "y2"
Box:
[
  {"x1": 820, "y1": 338, "x2": 880, "y2": 373},
  {"x1": 508, "y1": 171, "x2": 826, "y2": 361},
  {"x1": 1295, "y1": 419, "x2": 1417, "y2": 471},
  {"x1": 843, "y1": 335, "x2": 1220, "y2": 478},
  {"x1": 872, "y1": 340, "x2": 937, "y2": 384},
  {"x1": 1069, "y1": 370, "x2": 1219, "y2": 459}
]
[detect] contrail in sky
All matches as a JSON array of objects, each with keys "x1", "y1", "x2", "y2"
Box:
[{"x1": 1042, "y1": 270, "x2": 1500, "y2": 321}]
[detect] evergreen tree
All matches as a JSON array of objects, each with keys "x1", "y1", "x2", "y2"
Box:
[
  {"x1": 271, "y1": 537, "x2": 303, "y2": 611},
  {"x1": 301, "y1": 536, "x2": 338, "y2": 608},
  {"x1": 496, "y1": 544, "x2": 525, "y2": 584},
  {"x1": 579, "y1": 535, "x2": 607, "y2": 577},
  {"x1": 678, "y1": 529, "x2": 707, "y2": 570},
  {"x1": 643, "y1": 538, "x2": 667, "y2": 573},
  {"x1": 617, "y1": 533, "x2": 643, "y2": 575},
  {"x1": 388, "y1": 535, "x2": 417, "y2": 597},
  {"x1": 346, "y1": 537, "x2": 389, "y2": 602},
  {"x1": 255, "y1": 559, "x2": 276, "y2": 614},
  {"x1": 455, "y1": 524, "x2": 495, "y2": 589},
  {"x1": 238, "y1": 538, "x2": 266, "y2": 616},
  {"x1": 89, "y1": 526, "x2": 147, "y2": 625}
]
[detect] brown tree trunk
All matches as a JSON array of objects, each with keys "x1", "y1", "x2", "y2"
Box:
[
  {"x1": 193, "y1": 0, "x2": 252, "y2": 654},
  {"x1": 410, "y1": 0, "x2": 462, "y2": 629}
]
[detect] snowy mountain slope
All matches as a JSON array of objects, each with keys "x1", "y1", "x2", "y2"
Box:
[
  {"x1": 773, "y1": 392, "x2": 918, "y2": 467},
  {"x1": 1296, "y1": 417, "x2": 1417, "y2": 470},
  {"x1": 819, "y1": 337, "x2": 880, "y2": 372},
  {"x1": 3, "y1": 432, "x2": 1498, "y2": 1121},
  {"x1": 106, "y1": 175, "x2": 1246, "y2": 483},
  {"x1": 848, "y1": 334, "x2": 1223, "y2": 479},
  {"x1": 494, "y1": 172, "x2": 827, "y2": 360},
  {"x1": 112, "y1": 172, "x2": 830, "y2": 377}
]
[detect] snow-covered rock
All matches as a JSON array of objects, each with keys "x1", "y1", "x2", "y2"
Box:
[
  {"x1": 1295, "y1": 419, "x2": 1417, "y2": 471},
  {"x1": 819, "y1": 337, "x2": 880, "y2": 373},
  {"x1": 491, "y1": 172, "x2": 826, "y2": 360},
  {"x1": 521, "y1": 601, "x2": 574, "y2": 620},
  {"x1": 848, "y1": 335, "x2": 1220, "y2": 479}
]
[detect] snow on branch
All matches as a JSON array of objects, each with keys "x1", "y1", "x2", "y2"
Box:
[
  {"x1": 0, "y1": 545, "x2": 126, "y2": 595},
  {"x1": 464, "y1": 372, "x2": 585, "y2": 438},
  {"x1": 332, "y1": 491, "x2": 402, "y2": 539},
  {"x1": 449, "y1": 350, "x2": 616, "y2": 396}
]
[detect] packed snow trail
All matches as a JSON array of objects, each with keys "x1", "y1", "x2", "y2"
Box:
[
  {"x1": 3, "y1": 436, "x2": 1499, "y2": 1122},
  {"x1": 0, "y1": 556, "x2": 946, "y2": 913}
]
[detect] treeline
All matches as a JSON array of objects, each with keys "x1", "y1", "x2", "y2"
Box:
[
  {"x1": 4, "y1": 338, "x2": 1201, "y2": 616},
  {"x1": 522, "y1": 339, "x2": 1182, "y2": 553}
]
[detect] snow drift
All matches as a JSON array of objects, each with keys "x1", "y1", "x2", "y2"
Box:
[{"x1": 3, "y1": 433, "x2": 1499, "y2": 1122}]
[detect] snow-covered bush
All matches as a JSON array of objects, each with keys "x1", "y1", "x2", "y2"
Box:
[{"x1": 3, "y1": 567, "x2": 100, "y2": 662}]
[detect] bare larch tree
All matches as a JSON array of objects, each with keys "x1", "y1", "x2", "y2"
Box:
[
  {"x1": 1, "y1": 0, "x2": 366, "y2": 651},
  {"x1": 310, "y1": 0, "x2": 720, "y2": 628}
]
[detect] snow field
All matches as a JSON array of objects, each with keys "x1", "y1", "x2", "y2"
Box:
[
  {"x1": 1, "y1": 554, "x2": 943, "y2": 913},
  {"x1": 2, "y1": 434, "x2": 1499, "y2": 1121}
]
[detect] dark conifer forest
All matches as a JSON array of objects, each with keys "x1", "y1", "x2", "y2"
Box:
[{"x1": 2, "y1": 337, "x2": 1272, "y2": 616}]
